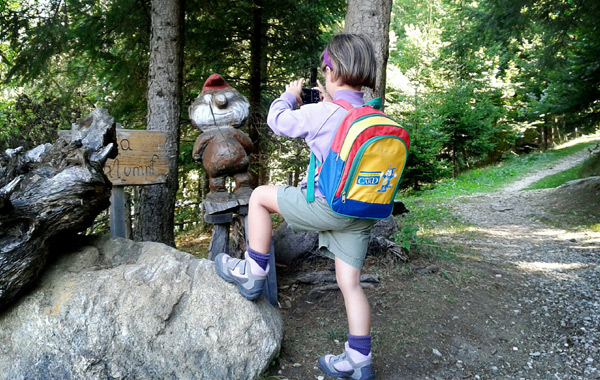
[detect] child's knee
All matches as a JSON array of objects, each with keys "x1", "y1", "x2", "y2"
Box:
[
  {"x1": 336, "y1": 272, "x2": 361, "y2": 294},
  {"x1": 249, "y1": 185, "x2": 280, "y2": 212},
  {"x1": 250, "y1": 185, "x2": 269, "y2": 204}
]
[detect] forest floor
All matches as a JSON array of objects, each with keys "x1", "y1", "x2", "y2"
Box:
[{"x1": 263, "y1": 146, "x2": 600, "y2": 380}]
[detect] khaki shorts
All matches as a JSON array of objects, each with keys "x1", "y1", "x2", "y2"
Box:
[{"x1": 277, "y1": 186, "x2": 375, "y2": 269}]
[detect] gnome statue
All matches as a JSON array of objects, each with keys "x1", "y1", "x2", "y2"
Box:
[{"x1": 190, "y1": 73, "x2": 254, "y2": 205}]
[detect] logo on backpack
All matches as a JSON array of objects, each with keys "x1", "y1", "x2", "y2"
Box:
[
  {"x1": 356, "y1": 171, "x2": 381, "y2": 186},
  {"x1": 377, "y1": 164, "x2": 397, "y2": 193},
  {"x1": 308, "y1": 99, "x2": 410, "y2": 219}
]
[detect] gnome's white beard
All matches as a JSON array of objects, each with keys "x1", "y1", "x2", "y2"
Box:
[{"x1": 191, "y1": 100, "x2": 249, "y2": 130}]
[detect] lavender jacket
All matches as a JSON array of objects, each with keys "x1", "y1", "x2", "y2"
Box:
[{"x1": 266, "y1": 90, "x2": 365, "y2": 197}]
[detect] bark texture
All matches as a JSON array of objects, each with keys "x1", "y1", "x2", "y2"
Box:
[
  {"x1": 135, "y1": 0, "x2": 185, "y2": 246},
  {"x1": 344, "y1": 0, "x2": 393, "y2": 104},
  {"x1": 0, "y1": 108, "x2": 117, "y2": 310}
]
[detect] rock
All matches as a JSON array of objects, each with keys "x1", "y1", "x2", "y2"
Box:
[
  {"x1": 392, "y1": 200, "x2": 409, "y2": 216},
  {"x1": 0, "y1": 236, "x2": 283, "y2": 380},
  {"x1": 413, "y1": 265, "x2": 440, "y2": 275},
  {"x1": 273, "y1": 222, "x2": 318, "y2": 265},
  {"x1": 491, "y1": 203, "x2": 513, "y2": 212},
  {"x1": 559, "y1": 176, "x2": 600, "y2": 190},
  {"x1": 370, "y1": 216, "x2": 399, "y2": 240}
]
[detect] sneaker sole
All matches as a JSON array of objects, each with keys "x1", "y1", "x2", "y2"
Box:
[{"x1": 318, "y1": 356, "x2": 374, "y2": 380}]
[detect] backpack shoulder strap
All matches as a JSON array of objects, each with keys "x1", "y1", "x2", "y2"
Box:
[
  {"x1": 306, "y1": 152, "x2": 321, "y2": 202},
  {"x1": 332, "y1": 99, "x2": 354, "y2": 111},
  {"x1": 365, "y1": 97, "x2": 383, "y2": 110},
  {"x1": 306, "y1": 99, "x2": 359, "y2": 203}
]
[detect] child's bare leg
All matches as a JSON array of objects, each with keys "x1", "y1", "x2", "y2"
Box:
[
  {"x1": 335, "y1": 256, "x2": 371, "y2": 336},
  {"x1": 318, "y1": 256, "x2": 372, "y2": 377},
  {"x1": 214, "y1": 185, "x2": 280, "y2": 300},
  {"x1": 248, "y1": 185, "x2": 281, "y2": 254}
]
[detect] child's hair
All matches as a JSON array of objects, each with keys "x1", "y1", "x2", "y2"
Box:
[{"x1": 321, "y1": 33, "x2": 377, "y2": 90}]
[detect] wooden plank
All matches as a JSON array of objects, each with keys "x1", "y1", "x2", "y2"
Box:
[
  {"x1": 104, "y1": 130, "x2": 169, "y2": 186},
  {"x1": 204, "y1": 212, "x2": 234, "y2": 224},
  {"x1": 60, "y1": 129, "x2": 170, "y2": 186}
]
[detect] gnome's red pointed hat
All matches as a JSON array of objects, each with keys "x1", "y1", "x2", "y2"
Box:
[{"x1": 202, "y1": 73, "x2": 231, "y2": 92}]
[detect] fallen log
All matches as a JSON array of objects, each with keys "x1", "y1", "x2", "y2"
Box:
[{"x1": 0, "y1": 108, "x2": 117, "y2": 310}]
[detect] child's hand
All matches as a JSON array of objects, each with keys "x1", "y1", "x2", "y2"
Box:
[
  {"x1": 317, "y1": 80, "x2": 332, "y2": 102},
  {"x1": 286, "y1": 78, "x2": 304, "y2": 105}
]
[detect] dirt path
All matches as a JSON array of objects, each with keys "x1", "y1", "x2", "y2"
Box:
[
  {"x1": 433, "y1": 148, "x2": 600, "y2": 379},
  {"x1": 269, "y1": 147, "x2": 599, "y2": 380},
  {"x1": 501, "y1": 148, "x2": 592, "y2": 192}
]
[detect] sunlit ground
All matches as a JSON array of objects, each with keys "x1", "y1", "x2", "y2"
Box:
[
  {"x1": 554, "y1": 132, "x2": 600, "y2": 149},
  {"x1": 430, "y1": 223, "x2": 599, "y2": 278}
]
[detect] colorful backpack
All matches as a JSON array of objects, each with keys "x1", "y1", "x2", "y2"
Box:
[{"x1": 307, "y1": 99, "x2": 410, "y2": 219}]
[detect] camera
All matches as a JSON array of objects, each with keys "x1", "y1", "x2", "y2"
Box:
[{"x1": 301, "y1": 88, "x2": 320, "y2": 104}]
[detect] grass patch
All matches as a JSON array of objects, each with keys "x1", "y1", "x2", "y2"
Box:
[
  {"x1": 588, "y1": 224, "x2": 600, "y2": 232},
  {"x1": 395, "y1": 135, "x2": 600, "y2": 261},
  {"x1": 175, "y1": 226, "x2": 211, "y2": 258},
  {"x1": 401, "y1": 135, "x2": 600, "y2": 199},
  {"x1": 326, "y1": 327, "x2": 347, "y2": 342},
  {"x1": 526, "y1": 152, "x2": 600, "y2": 190}
]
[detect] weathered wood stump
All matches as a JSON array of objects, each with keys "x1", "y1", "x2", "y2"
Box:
[{"x1": 0, "y1": 108, "x2": 117, "y2": 310}]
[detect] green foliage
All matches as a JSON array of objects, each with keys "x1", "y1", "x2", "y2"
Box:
[
  {"x1": 1, "y1": 0, "x2": 151, "y2": 127},
  {"x1": 434, "y1": 83, "x2": 506, "y2": 175},
  {"x1": 393, "y1": 226, "x2": 419, "y2": 251},
  {"x1": 184, "y1": 0, "x2": 345, "y2": 97},
  {"x1": 0, "y1": 92, "x2": 86, "y2": 151},
  {"x1": 401, "y1": 122, "x2": 449, "y2": 190},
  {"x1": 404, "y1": 137, "x2": 600, "y2": 199},
  {"x1": 326, "y1": 327, "x2": 346, "y2": 342}
]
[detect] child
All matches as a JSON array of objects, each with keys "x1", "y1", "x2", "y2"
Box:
[{"x1": 215, "y1": 33, "x2": 377, "y2": 380}]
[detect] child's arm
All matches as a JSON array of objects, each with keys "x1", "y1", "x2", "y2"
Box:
[
  {"x1": 266, "y1": 93, "x2": 310, "y2": 139},
  {"x1": 267, "y1": 78, "x2": 318, "y2": 139}
]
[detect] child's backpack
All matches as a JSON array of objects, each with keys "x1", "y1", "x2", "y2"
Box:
[{"x1": 307, "y1": 99, "x2": 410, "y2": 219}]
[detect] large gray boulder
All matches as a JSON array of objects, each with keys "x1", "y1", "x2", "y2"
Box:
[{"x1": 0, "y1": 236, "x2": 283, "y2": 380}]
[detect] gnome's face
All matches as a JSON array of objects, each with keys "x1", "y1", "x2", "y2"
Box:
[{"x1": 190, "y1": 74, "x2": 250, "y2": 131}]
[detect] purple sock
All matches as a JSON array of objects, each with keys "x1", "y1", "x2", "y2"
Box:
[
  {"x1": 348, "y1": 334, "x2": 372, "y2": 356},
  {"x1": 247, "y1": 246, "x2": 269, "y2": 270}
]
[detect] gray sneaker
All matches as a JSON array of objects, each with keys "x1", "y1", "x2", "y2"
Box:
[
  {"x1": 319, "y1": 343, "x2": 373, "y2": 380},
  {"x1": 214, "y1": 252, "x2": 267, "y2": 301}
]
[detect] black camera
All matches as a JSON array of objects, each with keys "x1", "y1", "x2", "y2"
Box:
[{"x1": 301, "y1": 88, "x2": 320, "y2": 104}]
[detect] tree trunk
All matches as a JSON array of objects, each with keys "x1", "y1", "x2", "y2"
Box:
[
  {"x1": 134, "y1": 0, "x2": 185, "y2": 246},
  {"x1": 344, "y1": 0, "x2": 393, "y2": 105},
  {"x1": 0, "y1": 108, "x2": 117, "y2": 309},
  {"x1": 248, "y1": 0, "x2": 269, "y2": 186}
]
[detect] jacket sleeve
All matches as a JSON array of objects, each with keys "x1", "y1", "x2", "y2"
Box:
[{"x1": 266, "y1": 92, "x2": 313, "y2": 139}]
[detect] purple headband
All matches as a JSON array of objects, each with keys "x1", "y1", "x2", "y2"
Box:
[{"x1": 323, "y1": 48, "x2": 333, "y2": 69}]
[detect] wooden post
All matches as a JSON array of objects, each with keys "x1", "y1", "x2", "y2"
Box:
[
  {"x1": 109, "y1": 124, "x2": 127, "y2": 238},
  {"x1": 110, "y1": 187, "x2": 128, "y2": 238},
  {"x1": 205, "y1": 212, "x2": 234, "y2": 260}
]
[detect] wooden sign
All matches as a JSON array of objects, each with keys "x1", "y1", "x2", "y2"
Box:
[
  {"x1": 104, "y1": 130, "x2": 170, "y2": 186},
  {"x1": 59, "y1": 129, "x2": 169, "y2": 186}
]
